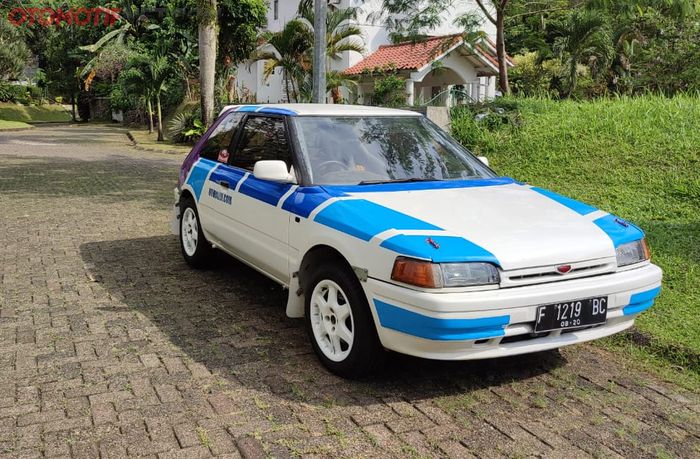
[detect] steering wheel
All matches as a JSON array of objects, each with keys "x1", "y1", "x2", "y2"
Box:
[{"x1": 316, "y1": 160, "x2": 347, "y2": 177}]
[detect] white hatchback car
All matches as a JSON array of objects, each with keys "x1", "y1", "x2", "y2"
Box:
[{"x1": 172, "y1": 104, "x2": 662, "y2": 378}]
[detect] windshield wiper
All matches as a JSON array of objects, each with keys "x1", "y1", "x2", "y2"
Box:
[{"x1": 358, "y1": 178, "x2": 442, "y2": 185}]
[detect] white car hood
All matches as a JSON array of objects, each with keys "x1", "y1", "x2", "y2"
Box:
[{"x1": 335, "y1": 182, "x2": 628, "y2": 270}]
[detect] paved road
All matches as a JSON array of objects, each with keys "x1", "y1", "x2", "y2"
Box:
[{"x1": 0, "y1": 124, "x2": 698, "y2": 459}]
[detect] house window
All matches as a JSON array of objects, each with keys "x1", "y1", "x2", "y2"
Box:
[{"x1": 273, "y1": 0, "x2": 279, "y2": 20}]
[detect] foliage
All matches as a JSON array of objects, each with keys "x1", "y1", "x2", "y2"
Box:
[
  {"x1": 168, "y1": 106, "x2": 205, "y2": 143},
  {"x1": 509, "y1": 52, "x2": 563, "y2": 97},
  {"x1": 450, "y1": 95, "x2": 700, "y2": 373},
  {"x1": 120, "y1": 53, "x2": 175, "y2": 140},
  {"x1": 555, "y1": 10, "x2": 614, "y2": 96},
  {"x1": 218, "y1": 0, "x2": 267, "y2": 64},
  {"x1": 0, "y1": 83, "x2": 40, "y2": 104},
  {"x1": 0, "y1": 16, "x2": 30, "y2": 80},
  {"x1": 372, "y1": 73, "x2": 407, "y2": 107},
  {"x1": 251, "y1": 5, "x2": 365, "y2": 103}
]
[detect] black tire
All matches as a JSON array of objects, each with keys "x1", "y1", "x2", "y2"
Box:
[
  {"x1": 179, "y1": 196, "x2": 214, "y2": 268},
  {"x1": 304, "y1": 262, "x2": 385, "y2": 378}
]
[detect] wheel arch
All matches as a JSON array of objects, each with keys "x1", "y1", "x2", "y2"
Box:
[{"x1": 286, "y1": 243, "x2": 357, "y2": 318}]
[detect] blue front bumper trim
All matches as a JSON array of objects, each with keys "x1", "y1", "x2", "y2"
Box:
[
  {"x1": 622, "y1": 286, "x2": 661, "y2": 315},
  {"x1": 373, "y1": 299, "x2": 510, "y2": 341}
]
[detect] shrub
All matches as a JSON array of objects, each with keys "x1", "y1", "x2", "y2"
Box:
[
  {"x1": 168, "y1": 106, "x2": 205, "y2": 144},
  {"x1": 372, "y1": 74, "x2": 407, "y2": 107}
]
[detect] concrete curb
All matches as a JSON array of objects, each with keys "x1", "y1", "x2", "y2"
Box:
[{"x1": 0, "y1": 125, "x2": 36, "y2": 132}]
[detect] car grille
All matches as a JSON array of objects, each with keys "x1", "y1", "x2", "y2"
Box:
[{"x1": 500, "y1": 258, "x2": 616, "y2": 288}]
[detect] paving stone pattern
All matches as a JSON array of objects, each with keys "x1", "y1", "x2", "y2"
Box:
[{"x1": 0, "y1": 125, "x2": 698, "y2": 458}]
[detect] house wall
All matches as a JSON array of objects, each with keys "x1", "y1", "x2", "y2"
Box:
[{"x1": 236, "y1": 0, "x2": 496, "y2": 103}]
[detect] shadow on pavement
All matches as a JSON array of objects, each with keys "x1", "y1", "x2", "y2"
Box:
[
  {"x1": 79, "y1": 235, "x2": 565, "y2": 406},
  {"x1": 0, "y1": 155, "x2": 178, "y2": 208}
]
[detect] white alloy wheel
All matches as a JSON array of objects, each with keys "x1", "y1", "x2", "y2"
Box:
[
  {"x1": 309, "y1": 279, "x2": 355, "y2": 362},
  {"x1": 181, "y1": 207, "x2": 199, "y2": 257}
]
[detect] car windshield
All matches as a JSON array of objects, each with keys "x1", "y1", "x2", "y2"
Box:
[{"x1": 292, "y1": 115, "x2": 495, "y2": 185}]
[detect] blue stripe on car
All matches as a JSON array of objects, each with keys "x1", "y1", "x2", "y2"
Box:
[
  {"x1": 593, "y1": 214, "x2": 645, "y2": 247},
  {"x1": 257, "y1": 107, "x2": 298, "y2": 116},
  {"x1": 232, "y1": 105, "x2": 298, "y2": 116},
  {"x1": 235, "y1": 105, "x2": 261, "y2": 112},
  {"x1": 238, "y1": 175, "x2": 294, "y2": 206},
  {"x1": 623, "y1": 286, "x2": 661, "y2": 315},
  {"x1": 374, "y1": 299, "x2": 510, "y2": 341},
  {"x1": 282, "y1": 187, "x2": 344, "y2": 218},
  {"x1": 380, "y1": 234, "x2": 498, "y2": 264},
  {"x1": 530, "y1": 187, "x2": 598, "y2": 215},
  {"x1": 209, "y1": 166, "x2": 246, "y2": 189},
  {"x1": 314, "y1": 199, "x2": 441, "y2": 241},
  {"x1": 186, "y1": 159, "x2": 218, "y2": 201}
]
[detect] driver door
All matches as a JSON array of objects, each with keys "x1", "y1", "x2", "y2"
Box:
[{"x1": 221, "y1": 114, "x2": 296, "y2": 283}]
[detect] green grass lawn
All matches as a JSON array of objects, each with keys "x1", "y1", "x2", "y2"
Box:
[
  {"x1": 0, "y1": 102, "x2": 72, "y2": 123},
  {"x1": 128, "y1": 129, "x2": 192, "y2": 154},
  {"x1": 451, "y1": 96, "x2": 700, "y2": 383},
  {"x1": 0, "y1": 119, "x2": 32, "y2": 130}
]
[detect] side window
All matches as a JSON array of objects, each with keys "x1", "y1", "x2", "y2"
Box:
[
  {"x1": 231, "y1": 116, "x2": 291, "y2": 171},
  {"x1": 199, "y1": 112, "x2": 244, "y2": 162}
]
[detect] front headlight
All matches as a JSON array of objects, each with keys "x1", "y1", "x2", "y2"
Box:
[
  {"x1": 391, "y1": 257, "x2": 500, "y2": 288},
  {"x1": 616, "y1": 238, "x2": 650, "y2": 267}
]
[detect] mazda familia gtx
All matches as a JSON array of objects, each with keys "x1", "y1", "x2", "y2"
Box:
[{"x1": 172, "y1": 104, "x2": 662, "y2": 378}]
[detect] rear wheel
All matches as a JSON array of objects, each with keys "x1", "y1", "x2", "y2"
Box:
[
  {"x1": 305, "y1": 263, "x2": 385, "y2": 378},
  {"x1": 179, "y1": 196, "x2": 213, "y2": 268}
]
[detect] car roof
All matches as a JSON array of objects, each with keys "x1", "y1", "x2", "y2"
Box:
[{"x1": 219, "y1": 103, "x2": 423, "y2": 117}]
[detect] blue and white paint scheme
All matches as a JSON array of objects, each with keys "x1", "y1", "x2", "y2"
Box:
[{"x1": 173, "y1": 104, "x2": 662, "y2": 362}]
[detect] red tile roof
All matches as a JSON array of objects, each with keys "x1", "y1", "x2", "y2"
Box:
[
  {"x1": 344, "y1": 34, "x2": 463, "y2": 75},
  {"x1": 344, "y1": 34, "x2": 512, "y2": 76}
]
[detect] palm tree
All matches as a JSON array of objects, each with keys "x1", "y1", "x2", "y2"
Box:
[
  {"x1": 79, "y1": 3, "x2": 158, "y2": 80},
  {"x1": 559, "y1": 10, "x2": 614, "y2": 97},
  {"x1": 327, "y1": 70, "x2": 357, "y2": 104},
  {"x1": 122, "y1": 54, "x2": 172, "y2": 141},
  {"x1": 251, "y1": 19, "x2": 313, "y2": 102},
  {"x1": 298, "y1": 2, "x2": 365, "y2": 62}
]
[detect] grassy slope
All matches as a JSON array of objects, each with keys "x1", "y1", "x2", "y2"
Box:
[
  {"x1": 0, "y1": 102, "x2": 72, "y2": 123},
  {"x1": 0, "y1": 119, "x2": 32, "y2": 130},
  {"x1": 452, "y1": 96, "x2": 700, "y2": 373}
]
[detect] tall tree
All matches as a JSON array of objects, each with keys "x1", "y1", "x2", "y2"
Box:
[
  {"x1": 558, "y1": 10, "x2": 613, "y2": 96},
  {"x1": 474, "y1": 1, "x2": 511, "y2": 94},
  {"x1": 198, "y1": 0, "x2": 217, "y2": 126}
]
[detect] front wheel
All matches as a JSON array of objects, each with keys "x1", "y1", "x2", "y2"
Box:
[
  {"x1": 305, "y1": 263, "x2": 385, "y2": 378},
  {"x1": 179, "y1": 196, "x2": 213, "y2": 268}
]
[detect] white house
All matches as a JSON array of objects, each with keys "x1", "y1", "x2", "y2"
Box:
[{"x1": 235, "y1": 0, "x2": 510, "y2": 105}]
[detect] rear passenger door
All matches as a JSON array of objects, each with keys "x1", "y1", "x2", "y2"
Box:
[{"x1": 220, "y1": 114, "x2": 297, "y2": 283}]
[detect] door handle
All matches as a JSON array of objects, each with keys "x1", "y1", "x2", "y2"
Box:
[{"x1": 218, "y1": 180, "x2": 230, "y2": 189}]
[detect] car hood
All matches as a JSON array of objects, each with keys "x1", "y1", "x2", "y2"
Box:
[{"x1": 317, "y1": 179, "x2": 643, "y2": 271}]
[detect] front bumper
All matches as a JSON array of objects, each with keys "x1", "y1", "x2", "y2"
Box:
[{"x1": 363, "y1": 263, "x2": 662, "y2": 360}]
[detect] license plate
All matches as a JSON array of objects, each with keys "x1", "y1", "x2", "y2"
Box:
[{"x1": 534, "y1": 297, "x2": 608, "y2": 333}]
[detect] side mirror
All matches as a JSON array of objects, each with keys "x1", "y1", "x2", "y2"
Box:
[
  {"x1": 253, "y1": 160, "x2": 295, "y2": 183},
  {"x1": 478, "y1": 156, "x2": 490, "y2": 167}
]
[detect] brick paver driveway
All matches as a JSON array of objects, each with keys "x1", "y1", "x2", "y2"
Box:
[{"x1": 1, "y1": 124, "x2": 698, "y2": 459}]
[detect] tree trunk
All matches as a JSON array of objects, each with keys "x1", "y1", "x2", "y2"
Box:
[
  {"x1": 198, "y1": 0, "x2": 217, "y2": 126},
  {"x1": 71, "y1": 92, "x2": 77, "y2": 122},
  {"x1": 156, "y1": 94, "x2": 164, "y2": 142},
  {"x1": 495, "y1": 8, "x2": 510, "y2": 95},
  {"x1": 567, "y1": 59, "x2": 578, "y2": 98},
  {"x1": 146, "y1": 98, "x2": 154, "y2": 133}
]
